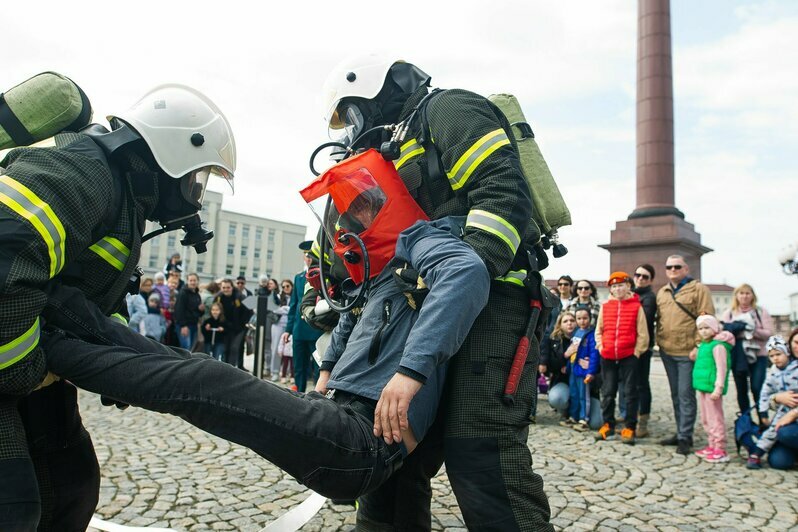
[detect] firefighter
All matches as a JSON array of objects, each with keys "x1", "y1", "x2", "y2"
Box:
[
  {"x1": 320, "y1": 55, "x2": 553, "y2": 531},
  {"x1": 0, "y1": 84, "x2": 235, "y2": 531}
]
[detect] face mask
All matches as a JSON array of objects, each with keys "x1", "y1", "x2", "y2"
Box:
[{"x1": 300, "y1": 149, "x2": 428, "y2": 285}]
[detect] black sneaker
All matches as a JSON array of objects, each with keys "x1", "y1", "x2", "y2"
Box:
[
  {"x1": 659, "y1": 434, "x2": 679, "y2": 446},
  {"x1": 676, "y1": 439, "x2": 691, "y2": 455}
]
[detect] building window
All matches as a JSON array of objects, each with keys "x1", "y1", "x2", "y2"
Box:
[
  {"x1": 256, "y1": 227, "x2": 263, "y2": 241},
  {"x1": 225, "y1": 265, "x2": 233, "y2": 275},
  {"x1": 229, "y1": 222, "x2": 237, "y2": 237},
  {"x1": 242, "y1": 225, "x2": 250, "y2": 239},
  {"x1": 267, "y1": 250, "x2": 273, "y2": 260},
  {"x1": 167, "y1": 235, "x2": 176, "y2": 251},
  {"x1": 227, "y1": 244, "x2": 234, "y2": 256},
  {"x1": 241, "y1": 246, "x2": 248, "y2": 257},
  {"x1": 148, "y1": 256, "x2": 158, "y2": 268},
  {"x1": 196, "y1": 260, "x2": 204, "y2": 273},
  {"x1": 268, "y1": 228, "x2": 275, "y2": 243},
  {"x1": 254, "y1": 249, "x2": 260, "y2": 260}
]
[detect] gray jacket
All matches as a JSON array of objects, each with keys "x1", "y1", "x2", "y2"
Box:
[{"x1": 324, "y1": 217, "x2": 490, "y2": 441}]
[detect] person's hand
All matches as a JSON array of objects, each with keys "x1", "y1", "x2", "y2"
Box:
[
  {"x1": 584, "y1": 374, "x2": 594, "y2": 384},
  {"x1": 775, "y1": 410, "x2": 798, "y2": 430},
  {"x1": 578, "y1": 359, "x2": 589, "y2": 370},
  {"x1": 281, "y1": 332, "x2": 291, "y2": 344},
  {"x1": 204, "y1": 323, "x2": 211, "y2": 331},
  {"x1": 560, "y1": 366, "x2": 567, "y2": 374},
  {"x1": 760, "y1": 417, "x2": 771, "y2": 427},
  {"x1": 538, "y1": 365, "x2": 547, "y2": 374},
  {"x1": 564, "y1": 344, "x2": 577, "y2": 357},
  {"x1": 774, "y1": 391, "x2": 798, "y2": 408},
  {"x1": 198, "y1": 303, "x2": 206, "y2": 312},
  {"x1": 180, "y1": 326, "x2": 189, "y2": 337},
  {"x1": 710, "y1": 390, "x2": 721, "y2": 401},
  {"x1": 688, "y1": 348, "x2": 697, "y2": 361},
  {"x1": 374, "y1": 373, "x2": 423, "y2": 444},
  {"x1": 315, "y1": 371, "x2": 331, "y2": 394}
]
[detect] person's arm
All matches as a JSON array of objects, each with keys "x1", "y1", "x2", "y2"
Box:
[
  {"x1": 586, "y1": 333, "x2": 601, "y2": 376},
  {"x1": 710, "y1": 343, "x2": 728, "y2": 399},
  {"x1": 753, "y1": 307, "x2": 773, "y2": 342},
  {"x1": 594, "y1": 307, "x2": 604, "y2": 354},
  {"x1": 284, "y1": 277, "x2": 299, "y2": 336},
  {"x1": 173, "y1": 289, "x2": 188, "y2": 327},
  {"x1": 697, "y1": 284, "x2": 716, "y2": 316},
  {"x1": 634, "y1": 307, "x2": 649, "y2": 356},
  {"x1": 759, "y1": 373, "x2": 778, "y2": 415},
  {"x1": 428, "y1": 90, "x2": 533, "y2": 278}
]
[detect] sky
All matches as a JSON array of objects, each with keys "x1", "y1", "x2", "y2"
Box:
[{"x1": 5, "y1": 0, "x2": 797, "y2": 313}]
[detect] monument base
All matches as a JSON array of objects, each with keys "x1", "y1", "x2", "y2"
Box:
[{"x1": 599, "y1": 214, "x2": 712, "y2": 289}]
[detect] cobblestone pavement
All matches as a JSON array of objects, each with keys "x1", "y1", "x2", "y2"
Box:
[{"x1": 82, "y1": 357, "x2": 797, "y2": 531}]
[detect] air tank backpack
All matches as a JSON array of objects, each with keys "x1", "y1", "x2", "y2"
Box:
[
  {"x1": 0, "y1": 71, "x2": 92, "y2": 151},
  {"x1": 416, "y1": 90, "x2": 571, "y2": 258}
]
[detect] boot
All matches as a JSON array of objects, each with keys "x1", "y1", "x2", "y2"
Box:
[{"x1": 636, "y1": 414, "x2": 649, "y2": 438}]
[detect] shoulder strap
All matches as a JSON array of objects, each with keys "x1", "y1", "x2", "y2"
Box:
[
  {"x1": 416, "y1": 89, "x2": 447, "y2": 184},
  {"x1": 670, "y1": 289, "x2": 698, "y2": 321}
]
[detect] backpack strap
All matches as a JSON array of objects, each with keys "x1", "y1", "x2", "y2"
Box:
[{"x1": 416, "y1": 88, "x2": 447, "y2": 184}]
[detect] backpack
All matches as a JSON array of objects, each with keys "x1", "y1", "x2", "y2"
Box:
[
  {"x1": 734, "y1": 408, "x2": 762, "y2": 456},
  {"x1": 416, "y1": 90, "x2": 571, "y2": 255},
  {"x1": 0, "y1": 71, "x2": 92, "y2": 151}
]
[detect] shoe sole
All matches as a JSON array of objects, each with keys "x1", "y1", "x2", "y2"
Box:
[{"x1": 705, "y1": 457, "x2": 730, "y2": 463}]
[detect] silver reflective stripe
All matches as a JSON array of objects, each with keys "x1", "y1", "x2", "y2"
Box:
[
  {"x1": 447, "y1": 129, "x2": 510, "y2": 190},
  {"x1": 0, "y1": 176, "x2": 65, "y2": 277},
  {"x1": 466, "y1": 209, "x2": 521, "y2": 254},
  {"x1": 0, "y1": 318, "x2": 40, "y2": 369},
  {"x1": 90, "y1": 236, "x2": 130, "y2": 271},
  {"x1": 395, "y1": 139, "x2": 425, "y2": 170}
]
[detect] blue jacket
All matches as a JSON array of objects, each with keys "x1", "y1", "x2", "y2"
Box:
[
  {"x1": 324, "y1": 217, "x2": 489, "y2": 442},
  {"x1": 286, "y1": 271, "x2": 322, "y2": 342},
  {"x1": 571, "y1": 329, "x2": 601, "y2": 378}
]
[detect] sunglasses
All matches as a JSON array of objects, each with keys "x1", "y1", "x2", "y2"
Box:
[
  {"x1": 577, "y1": 286, "x2": 591, "y2": 291},
  {"x1": 634, "y1": 273, "x2": 651, "y2": 280},
  {"x1": 665, "y1": 265, "x2": 683, "y2": 270},
  {"x1": 281, "y1": 285, "x2": 291, "y2": 288},
  {"x1": 557, "y1": 282, "x2": 571, "y2": 287}
]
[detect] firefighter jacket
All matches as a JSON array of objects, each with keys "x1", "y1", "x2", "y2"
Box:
[
  {"x1": 393, "y1": 86, "x2": 535, "y2": 281},
  {"x1": 0, "y1": 132, "x2": 147, "y2": 377}
]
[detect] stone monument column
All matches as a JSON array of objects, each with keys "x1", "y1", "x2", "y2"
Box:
[{"x1": 600, "y1": 0, "x2": 711, "y2": 288}]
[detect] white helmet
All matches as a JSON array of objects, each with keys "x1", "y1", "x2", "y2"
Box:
[
  {"x1": 321, "y1": 54, "x2": 400, "y2": 129},
  {"x1": 110, "y1": 84, "x2": 236, "y2": 193}
]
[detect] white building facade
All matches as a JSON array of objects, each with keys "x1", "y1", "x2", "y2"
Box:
[{"x1": 139, "y1": 191, "x2": 307, "y2": 284}]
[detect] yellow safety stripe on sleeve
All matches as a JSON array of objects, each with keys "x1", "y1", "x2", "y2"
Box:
[
  {"x1": 0, "y1": 318, "x2": 40, "y2": 370},
  {"x1": 110, "y1": 313, "x2": 128, "y2": 326},
  {"x1": 495, "y1": 269, "x2": 527, "y2": 287},
  {"x1": 311, "y1": 240, "x2": 332, "y2": 265},
  {"x1": 447, "y1": 129, "x2": 510, "y2": 190},
  {"x1": 89, "y1": 236, "x2": 130, "y2": 271},
  {"x1": 0, "y1": 175, "x2": 66, "y2": 278},
  {"x1": 394, "y1": 139, "x2": 425, "y2": 170},
  {"x1": 466, "y1": 209, "x2": 521, "y2": 254}
]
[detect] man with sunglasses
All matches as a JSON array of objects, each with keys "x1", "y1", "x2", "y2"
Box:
[
  {"x1": 655, "y1": 255, "x2": 715, "y2": 454},
  {"x1": 633, "y1": 265, "x2": 657, "y2": 437}
]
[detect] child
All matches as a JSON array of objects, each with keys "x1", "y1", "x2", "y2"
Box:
[
  {"x1": 566, "y1": 308, "x2": 601, "y2": 431},
  {"x1": 140, "y1": 293, "x2": 167, "y2": 342},
  {"x1": 594, "y1": 272, "x2": 649, "y2": 444},
  {"x1": 746, "y1": 336, "x2": 798, "y2": 469},
  {"x1": 690, "y1": 315, "x2": 735, "y2": 463},
  {"x1": 202, "y1": 302, "x2": 227, "y2": 362}
]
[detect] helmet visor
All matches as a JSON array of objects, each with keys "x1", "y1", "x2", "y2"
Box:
[
  {"x1": 328, "y1": 102, "x2": 365, "y2": 146},
  {"x1": 180, "y1": 167, "x2": 212, "y2": 209}
]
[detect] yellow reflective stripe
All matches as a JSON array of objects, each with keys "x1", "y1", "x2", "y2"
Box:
[
  {"x1": 466, "y1": 209, "x2": 521, "y2": 254},
  {"x1": 311, "y1": 240, "x2": 332, "y2": 265},
  {"x1": 110, "y1": 313, "x2": 128, "y2": 325},
  {"x1": 0, "y1": 318, "x2": 40, "y2": 370},
  {"x1": 394, "y1": 139, "x2": 425, "y2": 170},
  {"x1": 90, "y1": 236, "x2": 130, "y2": 271},
  {"x1": 495, "y1": 269, "x2": 527, "y2": 287},
  {"x1": 0, "y1": 175, "x2": 66, "y2": 277},
  {"x1": 447, "y1": 129, "x2": 510, "y2": 190}
]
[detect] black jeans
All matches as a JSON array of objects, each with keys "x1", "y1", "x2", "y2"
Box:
[
  {"x1": 40, "y1": 285, "x2": 403, "y2": 500},
  {"x1": 733, "y1": 356, "x2": 768, "y2": 418},
  {"x1": 600, "y1": 356, "x2": 639, "y2": 430}
]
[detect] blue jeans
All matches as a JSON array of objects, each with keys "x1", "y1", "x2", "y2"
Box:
[
  {"x1": 293, "y1": 339, "x2": 318, "y2": 393},
  {"x1": 733, "y1": 356, "x2": 768, "y2": 417},
  {"x1": 568, "y1": 370, "x2": 591, "y2": 422},
  {"x1": 205, "y1": 342, "x2": 226, "y2": 362},
  {"x1": 178, "y1": 323, "x2": 198, "y2": 351},
  {"x1": 768, "y1": 423, "x2": 798, "y2": 470}
]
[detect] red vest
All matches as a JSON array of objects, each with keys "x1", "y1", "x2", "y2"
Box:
[{"x1": 600, "y1": 295, "x2": 641, "y2": 360}]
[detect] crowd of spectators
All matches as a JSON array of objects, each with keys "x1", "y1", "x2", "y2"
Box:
[
  {"x1": 540, "y1": 254, "x2": 798, "y2": 469},
  {"x1": 124, "y1": 254, "x2": 299, "y2": 387}
]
